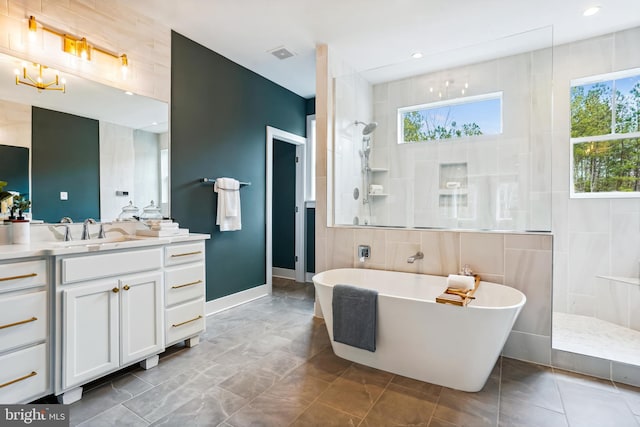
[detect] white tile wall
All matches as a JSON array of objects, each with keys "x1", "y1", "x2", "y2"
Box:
[
  {"x1": 99, "y1": 122, "x2": 135, "y2": 222},
  {"x1": 351, "y1": 49, "x2": 553, "y2": 231},
  {"x1": 0, "y1": 98, "x2": 30, "y2": 149}
]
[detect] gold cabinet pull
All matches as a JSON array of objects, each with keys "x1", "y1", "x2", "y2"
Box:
[
  {"x1": 112, "y1": 287, "x2": 119, "y2": 293},
  {"x1": 0, "y1": 273, "x2": 37, "y2": 282},
  {"x1": 0, "y1": 316, "x2": 37, "y2": 330},
  {"x1": 171, "y1": 280, "x2": 203, "y2": 289},
  {"x1": 0, "y1": 371, "x2": 37, "y2": 388},
  {"x1": 170, "y1": 251, "x2": 202, "y2": 258},
  {"x1": 123, "y1": 285, "x2": 130, "y2": 291},
  {"x1": 172, "y1": 315, "x2": 203, "y2": 328}
]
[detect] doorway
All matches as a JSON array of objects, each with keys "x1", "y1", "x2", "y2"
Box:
[{"x1": 266, "y1": 126, "x2": 306, "y2": 293}]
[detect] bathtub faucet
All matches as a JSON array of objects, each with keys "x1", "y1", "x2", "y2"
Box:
[{"x1": 407, "y1": 251, "x2": 424, "y2": 263}]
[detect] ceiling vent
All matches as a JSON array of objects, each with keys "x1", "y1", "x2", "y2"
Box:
[{"x1": 268, "y1": 47, "x2": 295, "y2": 60}]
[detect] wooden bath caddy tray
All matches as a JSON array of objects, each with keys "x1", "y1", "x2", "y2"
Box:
[{"x1": 436, "y1": 275, "x2": 480, "y2": 307}]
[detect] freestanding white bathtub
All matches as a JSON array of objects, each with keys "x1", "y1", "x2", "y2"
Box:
[{"x1": 312, "y1": 268, "x2": 526, "y2": 392}]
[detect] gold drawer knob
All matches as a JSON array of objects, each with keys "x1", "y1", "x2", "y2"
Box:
[
  {"x1": 112, "y1": 287, "x2": 119, "y2": 293},
  {"x1": 123, "y1": 285, "x2": 130, "y2": 291}
]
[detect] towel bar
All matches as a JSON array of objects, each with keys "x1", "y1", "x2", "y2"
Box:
[{"x1": 201, "y1": 178, "x2": 251, "y2": 186}]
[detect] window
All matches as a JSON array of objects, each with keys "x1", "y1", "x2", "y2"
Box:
[
  {"x1": 570, "y1": 69, "x2": 640, "y2": 197},
  {"x1": 398, "y1": 92, "x2": 502, "y2": 144}
]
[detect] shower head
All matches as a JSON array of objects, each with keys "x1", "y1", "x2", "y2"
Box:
[{"x1": 355, "y1": 120, "x2": 378, "y2": 136}]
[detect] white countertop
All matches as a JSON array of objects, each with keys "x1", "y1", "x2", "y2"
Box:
[{"x1": 0, "y1": 233, "x2": 210, "y2": 261}]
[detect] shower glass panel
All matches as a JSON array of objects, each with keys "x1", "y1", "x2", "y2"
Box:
[{"x1": 332, "y1": 27, "x2": 553, "y2": 231}]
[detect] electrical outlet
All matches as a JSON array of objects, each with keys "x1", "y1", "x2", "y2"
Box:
[{"x1": 60, "y1": 191, "x2": 68, "y2": 200}]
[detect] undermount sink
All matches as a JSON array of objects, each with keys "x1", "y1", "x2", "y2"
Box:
[{"x1": 49, "y1": 235, "x2": 149, "y2": 249}]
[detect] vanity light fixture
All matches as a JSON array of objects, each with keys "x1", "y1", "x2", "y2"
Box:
[
  {"x1": 27, "y1": 16, "x2": 129, "y2": 77},
  {"x1": 14, "y1": 62, "x2": 66, "y2": 93}
]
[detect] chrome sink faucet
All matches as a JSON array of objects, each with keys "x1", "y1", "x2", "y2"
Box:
[
  {"x1": 407, "y1": 251, "x2": 424, "y2": 263},
  {"x1": 81, "y1": 218, "x2": 96, "y2": 240},
  {"x1": 57, "y1": 224, "x2": 72, "y2": 241}
]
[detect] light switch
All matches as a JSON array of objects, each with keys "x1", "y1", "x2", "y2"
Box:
[{"x1": 60, "y1": 191, "x2": 68, "y2": 200}]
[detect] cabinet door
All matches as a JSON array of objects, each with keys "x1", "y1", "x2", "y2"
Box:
[
  {"x1": 120, "y1": 272, "x2": 164, "y2": 365},
  {"x1": 62, "y1": 280, "x2": 119, "y2": 389}
]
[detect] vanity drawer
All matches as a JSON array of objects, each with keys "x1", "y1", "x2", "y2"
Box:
[
  {"x1": 165, "y1": 242, "x2": 205, "y2": 266},
  {"x1": 0, "y1": 343, "x2": 48, "y2": 404},
  {"x1": 0, "y1": 260, "x2": 47, "y2": 293},
  {"x1": 165, "y1": 263, "x2": 205, "y2": 307},
  {"x1": 61, "y1": 248, "x2": 162, "y2": 284},
  {"x1": 0, "y1": 290, "x2": 47, "y2": 353},
  {"x1": 165, "y1": 298, "x2": 205, "y2": 345}
]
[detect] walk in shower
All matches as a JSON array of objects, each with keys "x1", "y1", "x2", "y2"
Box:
[{"x1": 330, "y1": 24, "x2": 640, "y2": 373}]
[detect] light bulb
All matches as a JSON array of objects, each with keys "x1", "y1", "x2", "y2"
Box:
[
  {"x1": 13, "y1": 68, "x2": 19, "y2": 76},
  {"x1": 461, "y1": 89, "x2": 465, "y2": 95},
  {"x1": 61, "y1": 78, "x2": 67, "y2": 84},
  {"x1": 411, "y1": 52, "x2": 423, "y2": 59},
  {"x1": 464, "y1": 82, "x2": 469, "y2": 89},
  {"x1": 429, "y1": 87, "x2": 433, "y2": 93}
]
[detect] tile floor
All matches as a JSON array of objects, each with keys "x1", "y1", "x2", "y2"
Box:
[{"x1": 60, "y1": 278, "x2": 640, "y2": 426}]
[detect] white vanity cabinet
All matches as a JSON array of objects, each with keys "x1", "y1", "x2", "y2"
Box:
[
  {"x1": 55, "y1": 247, "x2": 164, "y2": 401},
  {"x1": 0, "y1": 258, "x2": 50, "y2": 404},
  {"x1": 164, "y1": 241, "x2": 206, "y2": 346}
]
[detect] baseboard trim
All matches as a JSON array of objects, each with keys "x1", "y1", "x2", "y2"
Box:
[
  {"x1": 273, "y1": 267, "x2": 295, "y2": 279},
  {"x1": 273, "y1": 268, "x2": 315, "y2": 283},
  {"x1": 205, "y1": 284, "x2": 269, "y2": 316}
]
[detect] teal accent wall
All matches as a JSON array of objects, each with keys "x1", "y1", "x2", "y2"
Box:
[
  {"x1": 170, "y1": 32, "x2": 306, "y2": 300},
  {"x1": 272, "y1": 139, "x2": 296, "y2": 270},
  {"x1": 0, "y1": 145, "x2": 29, "y2": 197},
  {"x1": 31, "y1": 107, "x2": 100, "y2": 223}
]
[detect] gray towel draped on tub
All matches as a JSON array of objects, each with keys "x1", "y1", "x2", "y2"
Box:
[{"x1": 332, "y1": 284, "x2": 378, "y2": 352}]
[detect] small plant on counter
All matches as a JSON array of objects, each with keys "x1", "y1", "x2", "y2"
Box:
[{"x1": 11, "y1": 194, "x2": 31, "y2": 221}]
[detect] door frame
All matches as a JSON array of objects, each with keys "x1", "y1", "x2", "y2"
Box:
[{"x1": 266, "y1": 126, "x2": 306, "y2": 291}]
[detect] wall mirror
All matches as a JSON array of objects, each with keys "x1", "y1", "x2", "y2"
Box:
[
  {"x1": 332, "y1": 27, "x2": 553, "y2": 232},
  {"x1": 0, "y1": 51, "x2": 169, "y2": 223}
]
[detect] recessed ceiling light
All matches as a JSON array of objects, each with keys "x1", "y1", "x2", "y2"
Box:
[
  {"x1": 583, "y1": 6, "x2": 601, "y2": 16},
  {"x1": 411, "y1": 52, "x2": 423, "y2": 59}
]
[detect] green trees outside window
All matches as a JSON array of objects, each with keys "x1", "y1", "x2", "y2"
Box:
[
  {"x1": 399, "y1": 93, "x2": 502, "y2": 144},
  {"x1": 571, "y1": 72, "x2": 640, "y2": 195}
]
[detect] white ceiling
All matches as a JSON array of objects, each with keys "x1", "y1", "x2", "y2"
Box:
[{"x1": 130, "y1": 0, "x2": 640, "y2": 98}]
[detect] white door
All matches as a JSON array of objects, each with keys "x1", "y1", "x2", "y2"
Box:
[
  {"x1": 119, "y1": 272, "x2": 163, "y2": 365},
  {"x1": 62, "y1": 280, "x2": 119, "y2": 389}
]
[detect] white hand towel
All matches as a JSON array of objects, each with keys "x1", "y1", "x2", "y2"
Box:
[
  {"x1": 446, "y1": 274, "x2": 475, "y2": 291},
  {"x1": 214, "y1": 178, "x2": 242, "y2": 231}
]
